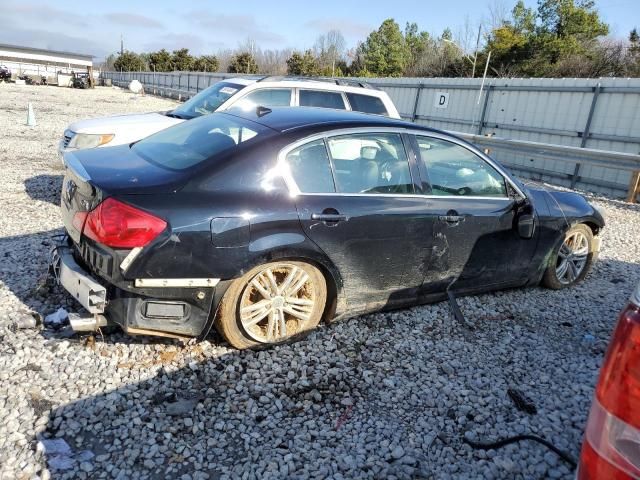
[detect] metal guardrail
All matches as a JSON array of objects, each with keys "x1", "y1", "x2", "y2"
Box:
[
  {"x1": 455, "y1": 133, "x2": 640, "y2": 172},
  {"x1": 455, "y1": 132, "x2": 640, "y2": 201}
]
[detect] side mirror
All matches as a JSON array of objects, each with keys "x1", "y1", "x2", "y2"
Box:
[{"x1": 518, "y1": 213, "x2": 535, "y2": 239}]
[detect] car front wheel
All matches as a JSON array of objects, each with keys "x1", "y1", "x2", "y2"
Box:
[
  {"x1": 215, "y1": 261, "x2": 327, "y2": 349},
  {"x1": 542, "y1": 223, "x2": 594, "y2": 289}
]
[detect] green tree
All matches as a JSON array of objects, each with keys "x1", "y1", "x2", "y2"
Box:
[
  {"x1": 404, "y1": 22, "x2": 433, "y2": 76},
  {"x1": 481, "y1": 0, "x2": 610, "y2": 77},
  {"x1": 485, "y1": 1, "x2": 535, "y2": 74},
  {"x1": 286, "y1": 50, "x2": 319, "y2": 76},
  {"x1": 359, "y1": 19, "x2": 408, "y2": 77},
  {"x1": 228, "y1": 52, "x2": 259, "y2": 74},
  {"x1": 193, "y1": 55, "x2": 219, "y2": 72},
  {"x1": 630, "y1": 28, "x2": 640, "y2": 54},
  {"x1": 113, "y1": 51, "x2": 146, "y2": 72},
  {"x1": 171, "y1": 48, "x2": 194, "y2": 71},
  {"x1": 148, "y1": 49, "x2": 173, "y2": 72},
  {"x1": 536, "y1": 0, "x2": 609, "y2": 61}
]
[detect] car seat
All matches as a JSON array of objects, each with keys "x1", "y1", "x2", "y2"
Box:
[{"x1": 297, "y1": 143, "x2": 335, "y2": 193}]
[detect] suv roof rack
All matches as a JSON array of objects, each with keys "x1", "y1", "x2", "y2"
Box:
[{"x1": 256, "y1": 75, "x2": 378, "y2": 90}]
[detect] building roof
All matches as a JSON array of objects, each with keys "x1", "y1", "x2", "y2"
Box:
[{"x1": 0, "y1": 43, "x2": 94, "y2": 60}]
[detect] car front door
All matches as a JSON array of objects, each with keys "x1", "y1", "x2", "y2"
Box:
[
  {"x1": 412, "y1": 134, "x2": 539, "y2": 295},
  {"x1": 283, "y1": 130, "x2": 433, "y2": 312}
]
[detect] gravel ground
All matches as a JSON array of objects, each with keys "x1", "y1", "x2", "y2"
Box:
[{"x1": 1, "y1": 83, "x2": 639, "y2": 480}]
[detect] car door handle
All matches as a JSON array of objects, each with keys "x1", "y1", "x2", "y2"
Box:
[
  {"x1": 438, "y1": 215, "x2": 464, "y2": 223},
  {"x1": 311, "y1": 213, "x2": 348, "y2": 222}
]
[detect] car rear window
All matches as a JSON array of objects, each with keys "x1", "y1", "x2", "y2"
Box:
[
  {"x1": 299, "y1": 90, "x2": 346, "y2": 109},
  {"x1": 346, "y1": 93, "x2": 388, "y2": 116},
  {"x1": 132, "y1": 113, "x2": 267, "y2": 171}
]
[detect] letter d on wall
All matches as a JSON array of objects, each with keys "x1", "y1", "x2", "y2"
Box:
[{"x1": 434, "y1": 92, "x2": 449, "y2": 109}]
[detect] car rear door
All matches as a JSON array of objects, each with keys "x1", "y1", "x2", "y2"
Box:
[
  {"x1": 284, "y1": 130, "x2": 434, "y2": 312},
  {"x1": 412, "y1": 134, "x2": 538, "y2": 294}
]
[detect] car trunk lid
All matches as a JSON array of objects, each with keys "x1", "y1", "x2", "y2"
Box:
[{"x1": 61, "y1": 146, "x2": 187, "y2": 243}]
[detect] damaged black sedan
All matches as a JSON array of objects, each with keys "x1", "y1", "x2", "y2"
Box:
[{"x1": 54, "y1": 107, "x2": 604, "y2": 348}]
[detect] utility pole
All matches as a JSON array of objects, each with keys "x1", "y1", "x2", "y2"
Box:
[{"x1": 120, "y1": 35, "x2": 124, "y2": 56}]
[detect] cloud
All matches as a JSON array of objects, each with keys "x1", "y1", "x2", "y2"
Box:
[
  {"x1": 0, "y1": 25, "x2": 108, "y2": 58},
  {"x1": 1, "y1": 3, "x2": 163, "y2": 35},
  {"x1": 184, "y1": 11, "x2": 286, "y2": 45},
  {"x1": 305, "y1": 18, "x2": 373, "y2": 38},
  {"x1": 104, "y1": 13, "x2": 163, "y2": 29},
  {"x1": 0, "y1": 2, "x2": 88, "y2": 28}
]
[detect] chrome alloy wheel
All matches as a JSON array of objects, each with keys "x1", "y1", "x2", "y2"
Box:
[
  {"x1": 556, "y1": 230, "x2": 589, "y2": 285},
  {"x1": 239, "y1": 264, "x2": 316, "y2": 343}
]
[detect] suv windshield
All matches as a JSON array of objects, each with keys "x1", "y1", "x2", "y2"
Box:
[
  {"x1": 132, "y1": 113, "x2": 268, "y2": 171},
  {"x1": 171, "y1": 81, "x2": 245, "y2": 119}
]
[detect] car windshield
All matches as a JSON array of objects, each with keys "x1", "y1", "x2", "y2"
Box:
[
  {"x1": 171, "y1": 81, "x2": 245, "y2": 119},
  {"x1": 132, "y1": 113, "x2": 268, "y2": 171}
]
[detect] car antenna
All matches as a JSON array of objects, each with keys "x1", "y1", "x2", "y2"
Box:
[{"x1": 256, "y1": 106, "x2": 272, "y2": 117}]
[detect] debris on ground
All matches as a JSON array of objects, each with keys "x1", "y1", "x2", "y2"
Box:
[
  {"x1": 36, "y1": 438, "x2": 94, "y2": 472},
  {"x1": 507, "y1": 388, "x2": 538, "y2": 415},
  {"x1": 44, "y1": 308, "x2": 69, "y2": 328}
]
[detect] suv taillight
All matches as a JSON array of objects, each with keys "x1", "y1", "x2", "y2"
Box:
[
  {"x1": 83, "y1": 198, "x2": 167, "y2": 249},
  {"x1": 578, "y1": 292, "x2": 640, "y2": 480}
]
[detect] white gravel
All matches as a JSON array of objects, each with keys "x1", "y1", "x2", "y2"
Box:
[{"x1": 1, "y1": 83, "x2": 639, "y2": 480}]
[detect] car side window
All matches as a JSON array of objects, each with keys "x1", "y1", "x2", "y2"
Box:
[
  {"x1": 299, "y1": 90, "x2": 346, "y2": 109},
  {"x1": 327, "y1": 133, "x2": 413, "y2": 194},
  {"x1": 236, "y1": 88, "x2": 292, "y2": 108},
  {"x1": 285, "y1": 139, "x2": 336, "y2": 193},
  {"x1": 346, "y1": 93, "x2": 388, "y2": 116},
  {"x1": 415, "y1": 136, "x2": 507, "y2": 197}
]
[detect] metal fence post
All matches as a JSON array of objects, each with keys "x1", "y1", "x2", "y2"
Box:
[
  {"x1": 477, "y1": 85, "x2": 493, "y2": 135},
  {"x1": 411, "y1": 84, "x2": 423, "y2": 122},
  {"x1": 571, "y1": 82, "x2": 602, "y2": 188}
]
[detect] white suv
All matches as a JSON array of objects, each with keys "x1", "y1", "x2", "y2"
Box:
[{"x1": 59, "y1": 77, "x2": 400, "y2": 161}]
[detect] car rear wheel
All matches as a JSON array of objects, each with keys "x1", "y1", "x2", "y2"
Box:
[
  {"x1": 215, "y1": 261, "x2": 327, "y2": 349},
  {"x1": 542, "y1": 223, "x2": 594, "y2": 289}
]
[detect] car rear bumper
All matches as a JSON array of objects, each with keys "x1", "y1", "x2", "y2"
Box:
[{"x1": 51, "y1": 240, "x2": 217, "y2": 338}]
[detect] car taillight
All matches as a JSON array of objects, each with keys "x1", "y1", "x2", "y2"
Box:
[
  {"x1": 578, "y1": 298, "x2": 640, "y2": 480},
  {"x1": 82, "y1": 197, "x2": 167, "y2": 249}
]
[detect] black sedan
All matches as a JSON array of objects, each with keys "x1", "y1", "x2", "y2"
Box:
[{"x1": 55, "y1": 107, "x2": 605, "y2": 348}]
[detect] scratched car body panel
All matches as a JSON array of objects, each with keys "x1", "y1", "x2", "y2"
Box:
[{"x1": 55, "y1": 106, "x2": 605, "y2": 346}]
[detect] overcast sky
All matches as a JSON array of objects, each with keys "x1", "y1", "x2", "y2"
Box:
[{"x1": 0, "y1": 0, "x2": 636, "y2": 60}]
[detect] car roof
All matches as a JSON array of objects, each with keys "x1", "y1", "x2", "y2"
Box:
[
  {"x1": 220, "y1": 77, "x2": 384, "y2": 95},
  {"x1": 224, "y1": 106, "x2": 441, "y2": 134},
  {"x1": 223, "y1": 77, "x2": 256, "y2": 86}
]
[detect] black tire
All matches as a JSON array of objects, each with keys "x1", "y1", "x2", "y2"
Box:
[
  {"x1": 542, "y1": 223, "x2": 595, "y2": 289},
  {"x1": 215, "y1": 261, "x2": 327, "y2": 349}
]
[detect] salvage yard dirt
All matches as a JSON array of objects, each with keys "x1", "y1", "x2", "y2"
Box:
[{"x1": 1, "y1": 83, "x2": 640, "y2": 479}]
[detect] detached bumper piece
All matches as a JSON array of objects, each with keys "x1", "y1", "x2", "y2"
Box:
[{"x1": 54, "y1": 247, "x2": 107, "y2": 314}]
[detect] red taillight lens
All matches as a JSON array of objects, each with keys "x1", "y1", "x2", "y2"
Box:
[
  {"x1": 578, "y1": 437, "x2": 637, "y2": 480},
  {"x1": 578, "y1": 301, "x2": 640, "y2": 480},
  {"x1": 597, "y1": 304, "x2": 640, "y2": 430},
  {"x1": 83, "y1": 198, "x2": 167, "y2": 248}
]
